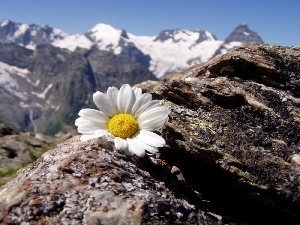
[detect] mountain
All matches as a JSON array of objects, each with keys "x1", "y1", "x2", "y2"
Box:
[
  {"x1": 0, "y1": 20, "x2": 263, "y2": 78},
  {"x1": 129, "y1": 29, "x2": 223, "y2": 77},
  {"x1": 211, "y1": 24, "x2": 263, "y2": 58},
  {"x1": 83, "y1": 24, "x2": 224, "y2": 77},
  {"x1": 0, "y1": 19, "x2": 67, "y2": 49},
  {"x1": 0, "y1": 43, "x2": 156, "y2": 134},
  {"x1": 0, "y1": 20, "x2": 263, "y2": 134}
]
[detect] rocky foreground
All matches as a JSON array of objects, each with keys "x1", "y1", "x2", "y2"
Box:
[{"x1": 0, "y1": 43, "x2": 299, "y2": 224}]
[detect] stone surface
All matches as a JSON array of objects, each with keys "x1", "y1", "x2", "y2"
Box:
[
  {"x1": 137, "y1": 43, "x2": 300, "y2": 224},
  {"x1": 0, "y1": 43, "x2": 300, "y2": 224},
  {"x1": 0, "y1": 137, "x2": 219, "y2": 225}
]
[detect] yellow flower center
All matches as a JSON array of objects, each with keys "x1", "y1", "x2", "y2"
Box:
[{"x1": 107, "y1": 113, "x2": 139, "y2": 139}]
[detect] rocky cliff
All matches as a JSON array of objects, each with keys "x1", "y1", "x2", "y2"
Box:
[{"x1": 0, "y1": 43, "x2": 299, "y2": 224}]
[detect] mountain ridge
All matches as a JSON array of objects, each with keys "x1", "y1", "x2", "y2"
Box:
[{"x1": 0, "y1": 19, "x2": 263, "y2": 78}]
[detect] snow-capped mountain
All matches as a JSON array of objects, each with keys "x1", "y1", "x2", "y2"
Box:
[
  {"x1": 83, "y1": 24, "x2": 224, "y2": 77},
  {"x1": 0, "y1": 20, "x2": 263, "y2": 78},
  {"x1": 0, "y1": 19, "x2": 67, "y2": 49},
  {"x1": 85, "y1": 23, "x2": 124, "y2": 54},
  {"x1": 128, "y1": 29, "x2": 223, "y2": 77},
  {"x1": 212, "y1": 24, "x2": 263, "y2": 58},
  {"x1": 225, "y1": 24, "x2": 263, "y2": 43}
]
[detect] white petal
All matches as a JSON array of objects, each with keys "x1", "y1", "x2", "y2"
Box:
[
  {"x1": 77, "y1": 124, "x2": 102, "y2": 134},
  {"x1": 114, "y1": 137, "x2": 128, "y2": 150},
  {"x1": 80, "y1": 134, "x2": 102, "y2": 141},
  {"x1": 78, "y1": 109, "x2": 109, "y2": 124},
  {"x1": 127, "y1": 138, "x2": 145, "y2": 157},
  {"x1": 138, "y1": 106, "x2": 169, "y2": 130},
  {"x1": 134, "y1": 100, "x2": 161, "y2": 117},
  {"x1": 136, "y1": 130, "x2": 166, "y2": 148},
  {"x1": 95, "y1": 129, "x2": 109, "y2": 136},
  {"x1": 93, "y1": 91, "x2": 118, "y2": 117},
  {"x1": 132, "y1": 93, "x2": 152, "y2": 114},
  {"x1": 139, "y1": 116, "x2": 168, "y2": 131},
  {"x1": 117, "y1": 84, "x2": 136, "y2": 113},
  {"x1": 132, "y1": 136, "x2": 159, "y2": 154},
  {"x1": 107, "y1": 86, "x2": 119, "y2": 109},
  {"x1": 75, "y1": 117, "x2": 91, "y2": 126},
  {"x1": 132, "y1": 86, "x2": 143, "y2": 99},
  {"x1": 76, "y1": 117, "x2": 107, "y2": 134}
]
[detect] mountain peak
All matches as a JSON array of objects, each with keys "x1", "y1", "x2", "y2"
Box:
[
  {"x1": 89, "y1": 23, "x2": 121, "y2": 34},
  {"x1": 120, "y1": 29, "x2": 129, "y2": 39},
  {"x1": 224, "y1": 24, "x2": 263, "y2": 43},
  {"x1": 0, "y1": 19, "x2": 12, "y2": 27},
  {"x1": 85, "y1": 23, "x2": 122, "y2": 52}
]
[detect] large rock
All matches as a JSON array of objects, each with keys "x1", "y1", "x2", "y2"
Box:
[
  {"x1": 0, "y1": 43, "x2": 299, "y2": 224},
  {"x1": 0, "y1": 136, "x2": 219, "y2": 225},
  {"x1": 137, "y1": 43, "x2": 300, "y2": 224}
]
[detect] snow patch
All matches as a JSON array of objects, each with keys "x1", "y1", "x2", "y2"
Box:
[
  {"x1": 52, "y1": 34, "x2": 93, "y2": 51},
  {"x1": 49, "y1": 27, "x2": 68, "y2": 40},
  {"x1": 223, "y1": 41, "x2": 243, "y2": 49},
  {"x1": 173, "y1": 30, "x2": 199, "y2": 42},
  {"x1": 205, "y1": 31, "x2": 216, "y2": 40},
  {"x1": 14, "y1": 24, "x2": 29, "y2": 38},
  {"x1": 35, "y1": 79, "x2": 40, "y2": 86},
  {"x1": 0, "y1": 61, "x2": 33, "y2": 84},
  {"x1": 0, "y1": 61, "x2": 29, "y2": 76},
  {"x1": 31, "y1": 29, "x2": 37, "y2": 36},
  {"x1": 0, "y1": 71, "x2": 18, "y2": 90},
  {"x1": 33, "y1": 83, "x2": 53, "y2": 99},
  {"x1": 25, "y1": 43, "x2": 36, "y2": 50},
  {"x1": 0, "y1": 69, "x2": 28, "y2": 100},
  {"x1": 220, "y1": 41, "x2": 243, "y2": 54},
  {"x1": 0, "y1": 19, "x2": 10, "y2": 27},
  {"x1": 19, "y1": 102, "x2": 29, "y2": 108},
  {"x1": 88, "y1": 23, "x2": 122, "y2": 51}
]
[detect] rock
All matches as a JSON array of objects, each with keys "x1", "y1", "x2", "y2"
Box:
[
  {"x1": 0, "y1": 137, "x2": 219, "y2": 225},
  {"x1": 0, "y1": 123, "x2": 18, "y2": 137},
  {"x1": 1, "y1": 43, "x2": 299, "y2": 224},
  {"x1": 137, "y1": 43, "x2": 300, "y2": 224}
]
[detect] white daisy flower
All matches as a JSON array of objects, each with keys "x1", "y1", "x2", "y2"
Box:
[{"x1": 75, "y1": 84, "x2": 169, "y2": 157}]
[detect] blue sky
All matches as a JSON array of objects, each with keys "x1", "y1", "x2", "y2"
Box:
[{"x1": 0, "y1": 0, "x2": 299, "y2": 46}]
